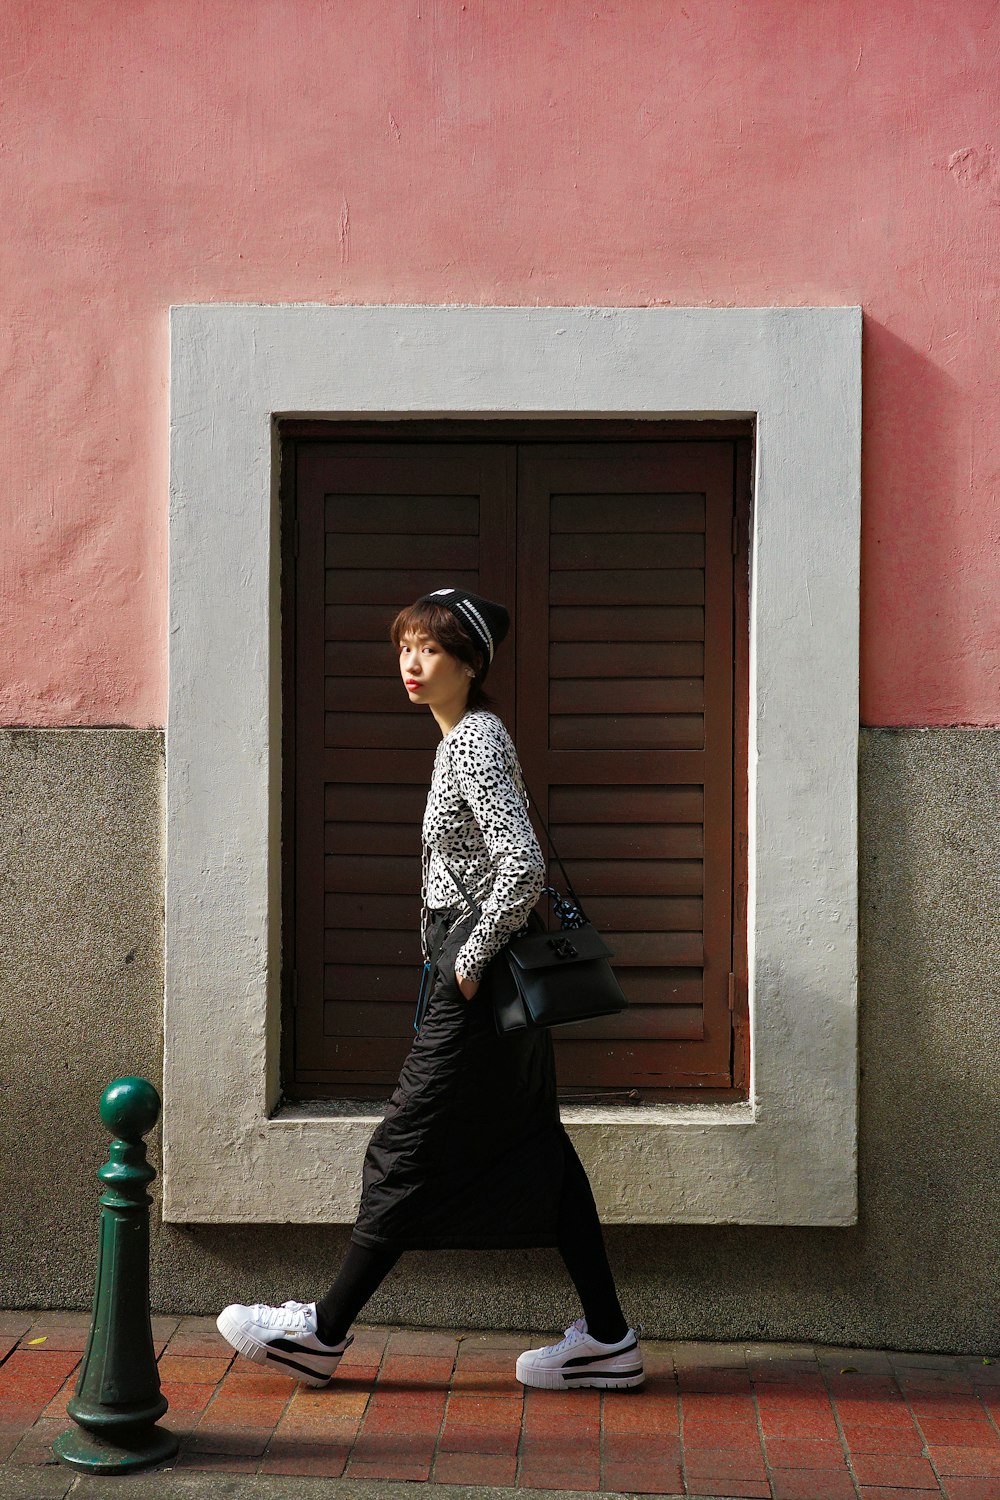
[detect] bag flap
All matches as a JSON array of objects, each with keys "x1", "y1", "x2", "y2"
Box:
[{"x1": 507, "y1": 925, "x2": 613, "y2": 971}]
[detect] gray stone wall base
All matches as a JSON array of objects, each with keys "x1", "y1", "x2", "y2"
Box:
[{"x1": 1, "y1": 728, "x2": 997, "y2": 1352}]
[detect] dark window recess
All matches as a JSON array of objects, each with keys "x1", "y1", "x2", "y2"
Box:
[{"x1": 283, "y1": 435, "x2": 750, "y2": 1102}]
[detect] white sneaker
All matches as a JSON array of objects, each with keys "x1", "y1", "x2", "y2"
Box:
[
  {"x1": 515, "y1": 1317, "x2": 644, "y2": 1390},
  {"x1": 216, "y1": 1299, "x2": 352, "y2": 1387}
]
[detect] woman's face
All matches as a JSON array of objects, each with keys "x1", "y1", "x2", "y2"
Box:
[{"x1": 399, "y1": 631, "x2": 471, "y2": 711}]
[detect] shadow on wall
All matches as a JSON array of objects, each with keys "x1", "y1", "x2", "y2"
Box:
[{"x1": 859, "y1": 317, "x2": 969, "y2": 722}]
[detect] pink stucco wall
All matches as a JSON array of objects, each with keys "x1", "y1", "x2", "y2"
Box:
[{"x1": 2, "y1": 1, "x2": 997, "y2": 726}]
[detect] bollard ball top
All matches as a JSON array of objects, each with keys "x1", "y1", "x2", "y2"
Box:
[{"x1": 99, "y1": 1077, "x2": 161, "y2": 1141}]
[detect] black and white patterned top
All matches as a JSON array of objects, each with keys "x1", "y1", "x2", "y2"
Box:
[{"x1": 421, "y1": 709, "x2": 546, "y2": 983}]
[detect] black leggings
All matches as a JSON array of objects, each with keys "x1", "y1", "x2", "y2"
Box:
[{"x1": 315, "y1": 1140, "x2": 628, "y2": 1347}]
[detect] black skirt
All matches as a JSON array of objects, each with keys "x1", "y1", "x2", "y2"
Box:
[{"x1": 351, "y1": 906, "x2": 571, "y2": 1251}]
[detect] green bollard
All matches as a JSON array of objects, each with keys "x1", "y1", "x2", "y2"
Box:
[{"x1": 52, "y1": 1076, "x2": 179, "y2": 1474}]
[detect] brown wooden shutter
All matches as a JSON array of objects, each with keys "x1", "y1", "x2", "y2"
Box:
[
  {"x1": 291, "y1": 443, "x2": 514, "y2": 1096},
  {"x1": 516, "y1": 444, "x2": 736, "y2": 1096},
  {"x1": 286, "y1": 433, "x2": 746, "y2": 1101}
]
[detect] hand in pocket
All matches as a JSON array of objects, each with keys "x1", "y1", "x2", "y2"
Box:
[{"x1": 455, "y1": 970, "x2": 480, "y2": 1001}]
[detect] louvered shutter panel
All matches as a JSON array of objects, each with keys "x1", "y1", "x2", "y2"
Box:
[
  {"x1": 292, "y1": 444, "x2": 514, "y2": 1095},
  {"x1": 516, "y1": 445, "x2": 736, "y2": 1095},
  {"x1": 289, "y1": 436, "x2": 744, "y2": 1101}
]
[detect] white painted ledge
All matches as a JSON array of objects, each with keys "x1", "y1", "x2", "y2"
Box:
[{"x1": 165, "y1": 304, "x2": 861, "y2": 1226}]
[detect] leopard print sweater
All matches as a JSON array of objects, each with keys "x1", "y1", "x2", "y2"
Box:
[{"x1": 421, "y1": 709, "x2": 546, "y2": 983}]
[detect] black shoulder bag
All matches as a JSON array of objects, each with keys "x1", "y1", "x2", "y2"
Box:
[{"x1": 440, "y1": 788, "x2": 628, "y2": 1035}]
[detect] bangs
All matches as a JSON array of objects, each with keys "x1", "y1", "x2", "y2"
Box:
[{"x1": 390, "y1": 600, "x2": 477, "y2": 660}]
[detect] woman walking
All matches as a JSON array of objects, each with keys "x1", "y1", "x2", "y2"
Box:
[{"x1": 217, "y1": 587, "x2": 643, "y2": 1391}]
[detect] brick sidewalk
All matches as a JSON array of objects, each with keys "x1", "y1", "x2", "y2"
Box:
[{"x1": 0, "y1": 1312, "x2": 997, "y2": 1498}]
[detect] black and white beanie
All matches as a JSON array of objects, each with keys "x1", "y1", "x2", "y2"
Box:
[{"x1": 417, "y1": 587, "x2": 510, "y2": 669}]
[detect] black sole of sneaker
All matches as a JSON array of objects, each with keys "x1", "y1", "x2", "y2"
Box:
[
  {"x1": 215, "y1": 1309, "x2": 340, "y2": 1388},
  {"x1": 515, "y1": 1358, "x2": 645, "y2": 1390}
]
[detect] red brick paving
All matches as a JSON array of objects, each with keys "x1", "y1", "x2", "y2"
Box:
[
  {"x1": 840, "y1": 1423, "x2": 926, "y2": 1455},
  {"x1": 686, "y1": 1485, "x2": 772, "y2": 1499},
  {"x1": 940, "y1": 1480, "x2": 1000, "y2": 1500},
  {"x1": 769, "y1": 1473, "x2": 858, "y2": 1499},
  {"x1": 850, "y1": 1452, "x2": 941, "y2": 1487},
  {"x1": 0, "y1": 1315, "x2": 996, "y2": 1494},
  {"x1": 764, "y1": 1437, "x2": 849, "y2": 1470},
  {"x1": 929, "y1": 1447, "x2": 1000, "y2": 1477}
]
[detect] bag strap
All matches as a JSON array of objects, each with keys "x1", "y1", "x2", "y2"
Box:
[
  {"x1": 522, "y1": 782, "x2": 588, "y2": 924},
  {"x1": 438, "y1": 856, "x2": 486, "y2": 924},
  {"x1": 436, "y1": 774, "x2": 590, "y2": 929}
]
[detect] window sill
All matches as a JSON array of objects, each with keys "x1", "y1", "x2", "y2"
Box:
[{"x1": 272, "y1": 1098, "x2": 756, "y2": 1129}]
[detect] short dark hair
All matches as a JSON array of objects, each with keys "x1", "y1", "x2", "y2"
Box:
[{"x1": 390, "y1": 600, "x2": 496, "y2": 712}]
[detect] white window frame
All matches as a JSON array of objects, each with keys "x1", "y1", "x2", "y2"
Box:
[{"x1": 165, "y1": 304, "x2": 861, "y2": 1225}]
